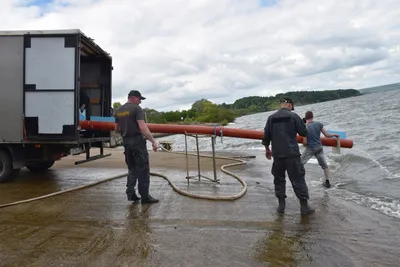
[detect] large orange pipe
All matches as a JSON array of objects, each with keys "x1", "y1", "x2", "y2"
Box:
[{"x1": 79, "y1": 121, "x2": 354, "y2": 148}]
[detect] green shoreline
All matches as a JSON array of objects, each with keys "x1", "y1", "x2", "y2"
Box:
[{"x1": 113, "y1": 89, "x2": 362, "y2": 126}]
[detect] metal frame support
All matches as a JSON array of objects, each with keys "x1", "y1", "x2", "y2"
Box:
[
  {"x1": 74, "y1": 141, "x2": 111, "y2": 165},
  {"x1": 184, "y1": 132, "x2": 220, "y2": 185},
  {"x1": 331, "y1": 136, "x2": 341, "y2": 154}
]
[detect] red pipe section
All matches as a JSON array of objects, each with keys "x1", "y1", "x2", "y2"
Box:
[{"x1": 79, "y1": 120, "x2": 354, "y2": 148}]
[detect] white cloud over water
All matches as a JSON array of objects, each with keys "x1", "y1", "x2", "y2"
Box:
[{"x1": 1, "y1": 0, "x2": 400, "y2": 110}]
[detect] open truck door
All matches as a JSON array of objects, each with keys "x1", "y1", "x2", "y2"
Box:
[{"x1": 0, "y1": 29, "x2": 114, "y2": 182}]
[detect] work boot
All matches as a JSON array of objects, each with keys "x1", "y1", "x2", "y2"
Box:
[
  {"x1": 127, "y1": 192, "x2": 141, "y2": 202},
  {"x1": 300, "y1": 199, "x2": 315, "y2": 215},
  {"x1": 141, "y1": 194, "x2": 159, "y2": 204},
  {"x1": 276, "y1": 198, "x2": 286, "y2": 214}
]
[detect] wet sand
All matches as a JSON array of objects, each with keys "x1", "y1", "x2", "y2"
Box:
[{"x1": 1, "y1": 148, "x2": 400, "y2": 266}]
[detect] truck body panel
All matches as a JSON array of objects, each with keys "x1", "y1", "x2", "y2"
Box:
[
  {"x1": 0, "y1": 36, "x2": 24, "y2": 142},
  {"x1": 24, "y1": 35, "x2": 77, "y2": 138}
]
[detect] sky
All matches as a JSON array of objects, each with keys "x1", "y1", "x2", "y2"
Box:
[{"x1": 1, "y1": 0, "x2": 400, "y2": 111}]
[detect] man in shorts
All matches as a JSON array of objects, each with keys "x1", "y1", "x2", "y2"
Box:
[{"x1": 301, "y1": 111, "x2": 339, "y2": 188}]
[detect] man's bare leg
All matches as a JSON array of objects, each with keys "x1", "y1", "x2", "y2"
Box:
[{"x1": 323, "y1": 168, "x2": 331, "y2": 188}]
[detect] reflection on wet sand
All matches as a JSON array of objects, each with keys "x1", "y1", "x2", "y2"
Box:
[
  {"x1": 0, "y1": 169, "x2": 63, "y2": 204},
  {"x1": 117, "y1": 205, "x2": 153, "y2": 264},
  {"x1": 253, "y1": 215, "x2": 312, "y2": 266}
]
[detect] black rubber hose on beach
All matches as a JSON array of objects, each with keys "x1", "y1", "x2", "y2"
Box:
[{"x1": 0, "y1": 146, "x2": 248, "y2": 209}]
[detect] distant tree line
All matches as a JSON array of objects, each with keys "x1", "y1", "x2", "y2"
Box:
[{"x1": 112, "y1": 89, "x2": 361, "y2": 125}]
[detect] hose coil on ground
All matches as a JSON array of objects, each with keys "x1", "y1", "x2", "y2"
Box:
[{"x1": 0, "y1": 145, "x2": 249, "y2": 209}]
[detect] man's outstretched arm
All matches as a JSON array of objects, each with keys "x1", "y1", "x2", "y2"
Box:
[
  {"x1": 294, "y1": 114, "x2": 308, "y2": 137},
  {"x1": 321, "y1": 128, "x2": 339, "y2": 138},
  {"x1": 135, "y1": 106, "x2": 158, "y2": 151},
  {"x1": 137, "y1": 120, "x2": 156, "y2": 143}
]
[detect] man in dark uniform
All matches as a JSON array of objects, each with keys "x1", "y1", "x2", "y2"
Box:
[
  {"x1": 114, "y1": 90, "x2": 159, "y2": 204},
  {"x1": 262, "y1": 98, "x2": 315, "y2": 215}
]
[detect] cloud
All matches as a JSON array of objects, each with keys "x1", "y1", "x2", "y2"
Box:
[{"x1": 1, "y1": 0, "x2": 400, "y2": 111}]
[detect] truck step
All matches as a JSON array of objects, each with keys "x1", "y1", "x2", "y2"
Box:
[{"x1": 74, "y1": 153, "x2": 111, "y2": 165}]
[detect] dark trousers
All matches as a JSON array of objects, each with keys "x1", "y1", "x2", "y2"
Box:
[
  {"x1": 271, "y1": 156, "x2": 309, "y2": 200},
  {"x1": 123, "y1": 136, "x2": 150, "y2": 199}
]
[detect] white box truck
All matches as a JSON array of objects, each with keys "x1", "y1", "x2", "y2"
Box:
[{"x1": 0, "y1": 29, "x2": 114, "y2": 182}]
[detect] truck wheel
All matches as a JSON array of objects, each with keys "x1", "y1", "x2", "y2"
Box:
[
  {"x1": 0, "y1": 150, "x2": 14, "y2": 183},
  {"x1": 26, "y1": 160, "x2": 55, "y2": 173}
]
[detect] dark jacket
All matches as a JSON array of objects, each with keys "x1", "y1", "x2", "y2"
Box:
[{"x1": 262, "y1": 108, "x2": 308, "y2": 158}]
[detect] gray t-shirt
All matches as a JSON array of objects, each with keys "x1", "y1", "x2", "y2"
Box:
[
  {"x1": 306, "y1": 121, "x2": 324, "y2": 148},
  {"x1": 114, "y1": 103, "x2": 145, "y2": 137}
]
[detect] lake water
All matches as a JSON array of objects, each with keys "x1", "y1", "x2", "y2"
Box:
[{"x1": 158, "y1": 88, "x2": 400, "y2": 220}]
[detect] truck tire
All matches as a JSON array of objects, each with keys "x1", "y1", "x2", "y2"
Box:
[
  {"x1": 26, "y1": 160, "x2": 55, "y2": 173},
  {"x1": 0, "y1": 150, "x2": 14, "y2": 183}
]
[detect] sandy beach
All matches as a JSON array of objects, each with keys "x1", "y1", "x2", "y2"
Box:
[
  {"x1": 54, "y1": 147, "x2": 236, "y2": 170},
  {"x1": 0, "y1": 147, "x2": 400, "y2": 267}
]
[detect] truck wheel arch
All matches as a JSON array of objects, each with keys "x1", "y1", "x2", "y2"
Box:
[
  {"x1": 26, "y1": 160, "x2": 55, "y2": 172},
  {"x1": 0, "y1": 145, "x2": 25, "y2": 169},
  {"x1": 0, "y1": 149, "x2": 14, "y2": 183}
]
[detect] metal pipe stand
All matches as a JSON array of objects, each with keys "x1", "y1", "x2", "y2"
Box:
[{"x1": 184, "y1": 132, "x2": 220, "y2": 186}]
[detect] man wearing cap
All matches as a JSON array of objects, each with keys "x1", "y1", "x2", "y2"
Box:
[
  {"x1": 114, "y1": 90, "x2": 159, "y2": 204},
  {"x1": 262, "y1": 97, "x2": 315, "y2": 215},
  {"x1": 301, "y1": 111, "x2": 339, "y2": 188}
]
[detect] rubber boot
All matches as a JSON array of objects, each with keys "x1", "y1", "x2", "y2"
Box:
[
  {"x1": 300, "y1": 199, "x2": 315, "y2": 215},
  {"x1": 276, "y1": 198, "x2": 286, "y2": 214},
  {"x1": 127, "y1": 192, "x2": 141, "y2": 202},
  {"x1": 141, "y1": 194, "x2": 159, "y2": 204}
]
